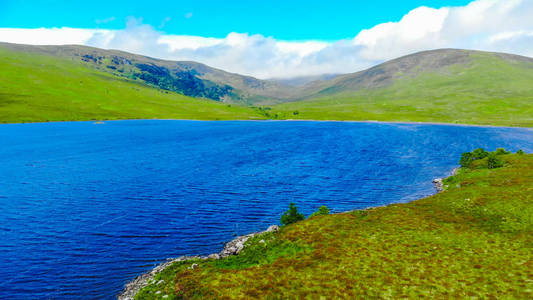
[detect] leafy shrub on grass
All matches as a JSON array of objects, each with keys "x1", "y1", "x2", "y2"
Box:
[
  {"x1": 309, "y1": 205, "x2": 330, "y2": 218},
  {"x1": 459, "y1": 152, "x2": 474, "y2": 167},
  {"x1": 281, "y1": 203, "x2": 305, "y2": 226},
  {"x1": 487, "y1": 153, "x2": 504, "y2": 169},
  {"x1": 460, "y1": 148, "x2": 509, "y2": 169},
  {"x1": 495, "y1": 148, "x2": 511, "y2": 155},
  {"x1": 472, "y1": 148, "x2": 489, "y2": 160},
  {"x1": 516, "y1": 149, "x2": 525, "y2": 155}
]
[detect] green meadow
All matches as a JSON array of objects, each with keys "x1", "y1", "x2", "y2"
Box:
[
  {"x1": 136, "y1": 153, "x2": 533, "y2": 299},
  {"x1": 0, "y1": 48, "x2": 264, "y2": 123},
  {"x1": 273, "y1": 53, "x2": 533, "y2": 127}
]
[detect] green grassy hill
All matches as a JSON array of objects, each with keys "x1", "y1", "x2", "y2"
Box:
[
  {"x1": 273, "y1": 50, "x2": 533, "y2": 127},
  {"x1": 0, "y1": 46, "x2": 264, "y2": 123},
  {"x1": 2, "y1": 44, "x2": 533, "y2": 126},
  {"x1": 136, "y1": 152, "x2": 533, "y2": 299},
  {"x1": 0, "y1": 42, "x2": 298, "y2": 105}
]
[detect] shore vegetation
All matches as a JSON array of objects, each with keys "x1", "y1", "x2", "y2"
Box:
[{"x1": 135, "y1": 152, "x2": 533, "y2": 299}]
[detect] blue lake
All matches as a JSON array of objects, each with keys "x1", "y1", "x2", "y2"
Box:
[{"x1": 0, "y1": 120, "x2": 532, "y2": 299}]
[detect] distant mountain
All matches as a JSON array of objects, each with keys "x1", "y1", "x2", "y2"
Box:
[
  {"x1": 0, "y1": 43, "x2": 301, "y2": 105},
  {"x1": 303, "y1": 49, "x2": 533, "y2": 97},
  {"x1": 268, "y1": 74, "x2": 341, "y2": 87},
  {"x1": 275, "y1": 49, "x2": 533, "y2": 127},
  {"x1": 0, "y1": 42, "x2": 265, "y2": 123},
  {"x1": 2, "y1": 42, "x2": 532, "y2": 126}
]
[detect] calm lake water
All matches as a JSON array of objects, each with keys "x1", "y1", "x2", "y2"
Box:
[{"x1": 0, "y1": 120, "x2": 532, "y2": 299}]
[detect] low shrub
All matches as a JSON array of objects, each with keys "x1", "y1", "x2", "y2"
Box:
[
  {"x1": 472, "y1": 148, "x2": 489, "y2": 160},
  {"x1": 281, "y1": 203, "x2": 305, "y2": 226},
  {"x1": 459, "y1": 152, "x2": 474, "y2": 167},
  {"x1": 495, "y1": 148, "x2": 511, "y2": 155},
  {"x1": 309, "y1": 205, "x2": 330, "y2": 218},
  {"x1": 487, "y1": 153, "x2": 504, "y2": 169}
]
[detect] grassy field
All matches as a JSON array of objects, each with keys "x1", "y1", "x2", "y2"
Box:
[
  {"x1": 0, "y1": 48, "x2": 264, "y2": 123},
  {"x1": 273, "y1": 53, "x2": 533, "y2": 127},
  {"x1": 136, "y1": 152, "x2": 533, "y2": 299}
]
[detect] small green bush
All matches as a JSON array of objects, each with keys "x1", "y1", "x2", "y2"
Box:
[
  {"x1": 309, "y1": 205, "x2": 330, "y2": 218},
  {"x1": 517, "y1": 149, "x2": 525, "y2": 155},
  {"x1": 487, "y1": 153, "x2": 504, "y2": 169},
  {"x1": 459, "y1": 152, "x2": 474, "y2": 167},
  {"x1": 281, "y1": 203, "x2": 305, "y2": 226},
  {"x1": 472, "y1": 148, "x2": 489, "y2": 160},
  {"x1": 495, "y1": 148, "x2": 511, "y2": 155}
]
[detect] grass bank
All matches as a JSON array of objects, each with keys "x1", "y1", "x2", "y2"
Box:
[
  {"x1": 134, "y1": 153, "x2": 533, "y2": 299},
  {"x1": 0, "y1": 48, "x2": 264, "y2": 123}
]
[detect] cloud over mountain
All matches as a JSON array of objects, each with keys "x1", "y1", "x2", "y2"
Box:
[{"x1": 1, "y1": 0, "x2": 532, "y2": 78}]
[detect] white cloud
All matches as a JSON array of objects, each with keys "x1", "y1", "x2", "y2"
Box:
[
  {"x1": 353, "y1": 6, "x2": 449, "y2": 60},
  {"x1": 158, "y1": 35, "x2": 221, "y2": 50},
  {"x1": 0, "y1": 27, "x2": 105, "y2": 45},
  {"x1": 1, "y1": 0, "x2": 533, "y2": 78},
  {"x1": 185, "y1": 12, "x2": 193, "y2": 19}
]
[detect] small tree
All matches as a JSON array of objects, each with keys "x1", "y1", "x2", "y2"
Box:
[
  {"x1": 310, "y1": 205, "x2": 330, "y2": 218},
  {"x1": 495, "y1": 148, "x2": 510, "y2": 155},
  {"x1": 517, "y1": 149, "x2": 525, "y2": 155},
  {"x1": 281, "y1": 203, "x2": 305, "y2": 226},
  {"x1": 459, "y1": 152, "x2": 474, "y2": 167},
  {"x1": 487, "y1": 153, "x2": 504, "y2": 169},
  {"x1": 472, "y1": 148, "x2": 489, "y2": 160}
]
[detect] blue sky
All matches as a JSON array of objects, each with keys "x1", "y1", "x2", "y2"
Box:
[
  {"x1": 1, "y1": 0, "x2": 532, "y2": 78},
  {"x1": 1, "y1": 0, "x2": 471, "y2": 40}
]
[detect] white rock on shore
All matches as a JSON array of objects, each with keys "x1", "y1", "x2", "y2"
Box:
[
  {"x1": 118, "y1": 224, "x2": 279, "y2": 300},
  {"x1": 432, "y1": 178, "x2": 444, "y2": 192},
  {"x1": 432, "y1": 167, "x2": 459, "y2": 192}
]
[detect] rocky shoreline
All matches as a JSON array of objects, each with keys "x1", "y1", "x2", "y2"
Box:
[
  {"x1": 432, "y1": 167, "x2": 459, "y2": 192},
  {"x1": 119, "y1": 170, "x2": 458, "y2": 299},
  {"x1": 118, "y1": 225, "x2": 279, "y2": 300}
]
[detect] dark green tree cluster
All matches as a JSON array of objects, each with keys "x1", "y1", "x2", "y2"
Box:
[{"x1": 459, "y1": 147, "x2": 513, "y2": 169}]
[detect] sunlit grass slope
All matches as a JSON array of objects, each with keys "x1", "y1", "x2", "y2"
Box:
[
  {"x1": 273, "y1": 52, "x2": 533, "y2": 127},
  {"x1": 0, "y1": 47, "x2": 264, "y2": 123},
  {"x1": 137, "y1": 153, "x2": 533, "y2": 299}
]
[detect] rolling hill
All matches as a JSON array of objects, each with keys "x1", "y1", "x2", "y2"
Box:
[
  {"x1": 1, "y1": 42, "x2": 533, "y2": 126},
  {"x1": 275, "y1": 49, "x2": 533, "y2": 126},
  {"x1": 0, "y1": 43, "x2": 265, "y2": 123},
  {"x1": 0, "y1": 42, "x2": 298, "y2": 105}
]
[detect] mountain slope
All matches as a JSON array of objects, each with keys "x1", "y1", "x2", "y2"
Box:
[
  {"x1": 0, "y1": 42, "x2": 297, "y2": 105},
  {"x1": 1, "y1": 43, "x2": 533, "y2": 126},
  {"x1": 274, "y1": 49, "x2": 533, "y2": 127},
  {"x1": 0, "y1": 45, "x2": 264, "y2": 123}
]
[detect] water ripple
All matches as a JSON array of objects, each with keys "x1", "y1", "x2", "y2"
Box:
[{"x1": 0, "y1": 120, "x2": 532, "y2": 299}]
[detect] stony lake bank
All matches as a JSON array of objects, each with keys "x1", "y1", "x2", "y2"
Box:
[{"x1": 122, "y1": 153, "x2": 533, "y2": 299}]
